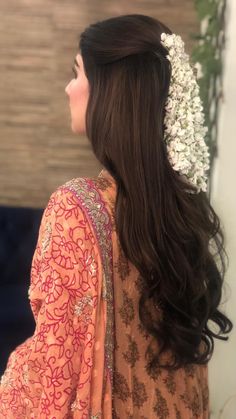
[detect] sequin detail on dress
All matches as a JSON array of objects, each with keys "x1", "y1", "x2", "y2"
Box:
[{"x1": 62, "y1": 176, "x2": 114, "y2": 394}]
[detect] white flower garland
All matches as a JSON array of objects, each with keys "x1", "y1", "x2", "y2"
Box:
[{"x1": 160, "y1": 33, "x2": 210, "y2": 193}]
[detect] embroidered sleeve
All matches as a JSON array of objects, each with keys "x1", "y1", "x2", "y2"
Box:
[{"x1": 0, "y1": 186, "x2": 102, "y2": 419}]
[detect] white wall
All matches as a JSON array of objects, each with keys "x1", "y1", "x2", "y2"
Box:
[{"x1": 209, "y1": 0, "x2": 236, "y2": 417}]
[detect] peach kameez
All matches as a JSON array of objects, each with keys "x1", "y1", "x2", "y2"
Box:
[{"x1": 0, "y1": 169, "x2": 209, "y2": 418}]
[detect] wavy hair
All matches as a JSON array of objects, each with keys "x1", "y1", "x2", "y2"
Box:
[{"x1": 79, "y1": 14, "x2": 233, "y2": 370}]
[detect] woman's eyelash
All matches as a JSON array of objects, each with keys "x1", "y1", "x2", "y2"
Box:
[{"x1": 72, "y1": 66, "x2": 77, "y2": 77}]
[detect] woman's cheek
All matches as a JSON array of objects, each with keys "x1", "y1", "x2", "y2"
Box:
[{"x1": 75, "y1": 80, "x2": 88, "y2": 101}]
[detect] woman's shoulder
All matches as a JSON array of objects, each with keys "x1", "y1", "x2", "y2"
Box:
[
  {"x1": 44, "y1": 170, "x2": 116, "y2": 231},
  {"x1": 53, "y1": 169, "x2": 115, "y2": 200},
  {"x1": 48, "y1": 169, "x2": 116, "y2": 216}
]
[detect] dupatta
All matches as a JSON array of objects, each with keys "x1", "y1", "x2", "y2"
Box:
[{"x1": 0, "y1": 174, "x2": 114, "y2": 418}]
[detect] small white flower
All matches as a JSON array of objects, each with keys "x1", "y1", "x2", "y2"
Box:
[{"x1": 164, "y1": 36, "x2": 174, "y2": 48}]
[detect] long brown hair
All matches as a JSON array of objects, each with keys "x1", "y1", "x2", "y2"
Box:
[{"x1": 79, "y1": 14, "x2": 233, "y2": 370}]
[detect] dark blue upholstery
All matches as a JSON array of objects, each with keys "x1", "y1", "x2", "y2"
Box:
[{"x1": 0, "y1": 205, "x2": 43, "y2": 375}]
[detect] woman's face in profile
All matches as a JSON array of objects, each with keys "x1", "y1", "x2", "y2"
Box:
[{"x1": 65, "y1": 53, "x2": 89, "y2": 134}]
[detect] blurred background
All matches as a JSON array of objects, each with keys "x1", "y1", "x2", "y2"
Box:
[{"x1": 0, "y1": 0, "x2": 235, "y2": 417}]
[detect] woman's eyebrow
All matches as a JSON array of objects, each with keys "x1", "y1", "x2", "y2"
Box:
[{"x1": 74, "y1": 58, "x2": 80, "y2": 68}]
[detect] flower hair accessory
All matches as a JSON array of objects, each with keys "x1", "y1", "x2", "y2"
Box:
[{"x1": 160, "y1": 32, "x2": 210, "y2": 193}]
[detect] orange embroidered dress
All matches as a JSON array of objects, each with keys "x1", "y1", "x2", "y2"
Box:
[{"x1": 0, "y1": 169, "x2": 209, "y2": 418}]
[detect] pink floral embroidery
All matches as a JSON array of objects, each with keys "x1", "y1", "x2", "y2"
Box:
[{"x1": 0, "y1": 185, "x2": 103, "y2": 418}]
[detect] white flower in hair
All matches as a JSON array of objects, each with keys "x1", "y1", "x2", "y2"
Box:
[{"x1": 160, "y1": 32, "x2": 210, "y2": 193}]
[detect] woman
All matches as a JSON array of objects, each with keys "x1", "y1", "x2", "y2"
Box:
[{"x1": 0, "y1": 14, "x2": 233, "y2": 419}]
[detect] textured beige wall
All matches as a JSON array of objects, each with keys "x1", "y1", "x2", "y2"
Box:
[{"x1": 0, "y1": 0, "x2": 199, "y2": 208}]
